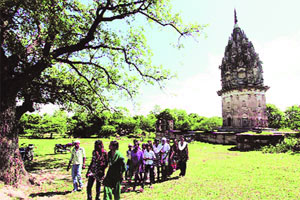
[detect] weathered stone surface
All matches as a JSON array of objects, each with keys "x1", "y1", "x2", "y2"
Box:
[
  {"x1": 217, "y1": 11, "x2": 269, "y2": 131},
  {"x1": 236, "y1": 134, "x2": 284, "y2": 150}
]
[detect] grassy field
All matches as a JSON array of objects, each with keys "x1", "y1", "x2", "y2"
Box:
[{"x1": 3, "y1": 138, "x2": 300, "y2": 199}]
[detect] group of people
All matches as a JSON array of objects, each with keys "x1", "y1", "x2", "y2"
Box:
[
  {"x1": 67, "y1": 140, "x2": 125, "y2": 200},
  {"x1": 66, "y1": 136, "x2": 189, "y2": 200},
  {"x1": 125, "y1": 136, "x2": 189, "y2": 192}
]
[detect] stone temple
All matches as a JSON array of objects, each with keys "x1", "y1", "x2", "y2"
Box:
[{"x1": 217, "y1": 10, "x2": 269, "y2": 131}]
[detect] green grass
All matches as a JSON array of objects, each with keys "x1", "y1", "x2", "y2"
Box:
[{"x1": 17, "y1": 138, "x2": 300, "y2": 200}]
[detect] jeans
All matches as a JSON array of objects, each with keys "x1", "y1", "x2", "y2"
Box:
[
  {"x1": 72, "y1": 164, "x2": 83, "y2": 191},
  {"x1": 87, "y1": 176, "x2": 101, "y2": 200}
]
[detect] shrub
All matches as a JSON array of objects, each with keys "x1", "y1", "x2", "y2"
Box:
[{"x1": 261, "y1": 136, "x2": 300, "y2": 153}]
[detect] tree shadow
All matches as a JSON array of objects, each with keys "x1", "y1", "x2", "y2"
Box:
[
  {"x1": 25, "y1": 158, "x2": 67, "y2": 172},
  {"x1": 29, "y1": 190, "x2": 72, "y2": 198},
  {"x1": 227, "y1": 146, "x2": 252, "y2": 152}
]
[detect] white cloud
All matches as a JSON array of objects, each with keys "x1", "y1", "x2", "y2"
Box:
[
  {"x1": 132, "y1": 53, "x2": 223, "y2": 117},
  {"x1": 256, "y1": 31, "x2": 300, "y2": 111}
]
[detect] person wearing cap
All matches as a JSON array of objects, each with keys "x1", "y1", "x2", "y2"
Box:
[{"x1": 67, "y1": 140, "x2": 86, "y2": 192}]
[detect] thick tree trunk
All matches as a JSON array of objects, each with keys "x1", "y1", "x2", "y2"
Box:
[{"x1": 0, "y1": 97, "x2": 27, "y2": 185}]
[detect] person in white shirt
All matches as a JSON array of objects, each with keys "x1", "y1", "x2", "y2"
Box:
[
  {"x1": 158, "y1": 137, "x2": 170, "y2": 181},
  {"x1": 178, "y1": 136, "x2": 189, "y2": 177},
  {"x1": 143, "y1": 143, "x2": 156, "y2": 188},
  {"x1": 152, "y1": 138, "x2": 161, "y2": 182}
]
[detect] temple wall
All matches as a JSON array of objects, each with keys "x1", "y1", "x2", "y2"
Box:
[{"x1": 221, "y1": 89, "x2": 268, "y2": 129}]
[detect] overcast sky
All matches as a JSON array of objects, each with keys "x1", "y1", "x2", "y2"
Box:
[{"x1": 41, "y1": 0, "x2": 300, "y2": 117}]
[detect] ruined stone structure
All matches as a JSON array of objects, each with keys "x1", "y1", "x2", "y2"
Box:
[{"x1": 217, "y1": 10, "x2": 269, "y2": 131}]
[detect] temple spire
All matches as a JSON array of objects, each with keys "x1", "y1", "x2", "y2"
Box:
[{"x1": 234, "y1": 9, "x2": 238, "y2": 25}]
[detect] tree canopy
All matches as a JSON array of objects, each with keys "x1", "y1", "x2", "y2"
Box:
[
  {"x1": 0, "y1": 0, "x2": 204, "y2": 184},
  {"x1": 1, "y1": 0, "x2": 204, "y2": 118}
]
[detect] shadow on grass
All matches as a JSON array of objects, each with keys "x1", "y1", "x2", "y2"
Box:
[
  {"x1": 120, "y1": 175, "x2": 181, "y2": 193},
  {"x1": 25, "y1": 158, "x2": 67, "y2": 172},
  {"x1": 228, "y1": 146, "x2": 239, "y2": 151},
  {"x1": 29, "y1": 190, "x2": 72, "y2": 198},
  {"x1": 227, "y1": 146, "x2": 253, "y2": 152}
]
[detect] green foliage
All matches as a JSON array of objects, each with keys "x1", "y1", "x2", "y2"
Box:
[
  {"x1": 19, "y1": 113, "x2": 42, "y2": 138},
  {"x1": 284, "y1": 105, "x2": 300, "y2": 130},
  {"x1": 2, "y1": 0, "x2": 205, "y2": 120},
  {"x1": 198, "y1": 116, "x2": 222, "y2": 132},
  {"x1": 189, "y1": 113, "x2": 205, "y2": 131},
  {"x1": 266, "y1": 104, "x2": 285, "y2": 129},
  {"x1": 172, "y1": 109, "x2": 191, "y2": 131},
  {"x1": 261, "y1": 136, "x2": 300, "y2": 153},
  {"x1": 100, "y1": 125, "x2": 117, "y2": 137},
  {"x1": 156, "y1": 108, "x2": 176, "y2": 121},
  {"x1": 19, "y1": 110, "x2": 68, "y2": 138},
  {"x1": 134, "y1": 114, "x2": 156, "y2": 132}
]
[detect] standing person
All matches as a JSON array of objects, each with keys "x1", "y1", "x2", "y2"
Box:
[
  {"x1": 86, "y1": 140, "x2": 108, "y2": 200},
  {"x1": 158, "y1": 137, "x2": 170, "y2": 181},
  {"x1": 141, "y1": 143, "x2": 147, "y2": 153},
  {"x1": 133, "y1": 139, "x2": 140, "y2": 149},
  {"x1": 147, "y1": 140, "x2": 153, "y2": 150},
  {"x1": 143, "y1": 144, "x2": 156, "y2": 188},
  {"x1": 125, "y1": 143, "x2": 133, "y2": 181},
  {"x1": 131, "y1": 144, "x2": 144, "y2": 192},
  {"x1": 67, "y1": 140, "x2": 86, "y2": 192},
  {"x1": 152, "y1": 138, "x2": 161, "y2": 182},
  {"x1": 103, "y1": 141, "x2": 126, "y2": 200},
  {"x1": 169, "y1": 138, "x2": 179, "y2": 175},
  {"x1": 178, "y1": 136, "x2": 189, "y2": 177}
]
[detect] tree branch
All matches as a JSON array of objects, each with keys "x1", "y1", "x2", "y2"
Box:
[{"x1": 139, "y1": 11, "x2": 187, "y2": 37}]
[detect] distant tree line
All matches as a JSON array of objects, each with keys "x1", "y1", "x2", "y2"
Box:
[
  {"x1": 19, "y1": 104, "x2": 300, "y2": 139},
  {"x1": 19, "y1": 107, "x2": 222, "y2": 139}
]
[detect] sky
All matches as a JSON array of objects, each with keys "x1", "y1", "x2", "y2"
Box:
[{"x1": 40, "y1": 0, "x2": 300, "y2": 117}]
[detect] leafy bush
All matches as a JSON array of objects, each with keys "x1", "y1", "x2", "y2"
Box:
[
  {"x1": 199, "y1": 117, "x2": 222, "y2": 132},
  {"x1": 100, "y1": 125, "x2": 117, "y2": 137},
  {"x1": 261, "y1": 136, "x2": 300, "y2": 153}
]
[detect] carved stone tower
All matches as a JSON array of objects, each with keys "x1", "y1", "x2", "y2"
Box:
[{"x1": 217, "y1": 10, "x2": 269, "y2": 131}]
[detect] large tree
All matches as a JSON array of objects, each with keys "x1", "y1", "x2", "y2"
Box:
[{"x1": 0, "y1": 0, "x2": 203, "y2": 184}]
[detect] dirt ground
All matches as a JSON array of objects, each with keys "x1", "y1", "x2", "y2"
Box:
[{"x1": 0, "y1": 169, "x2": 71, "y2": 200}]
